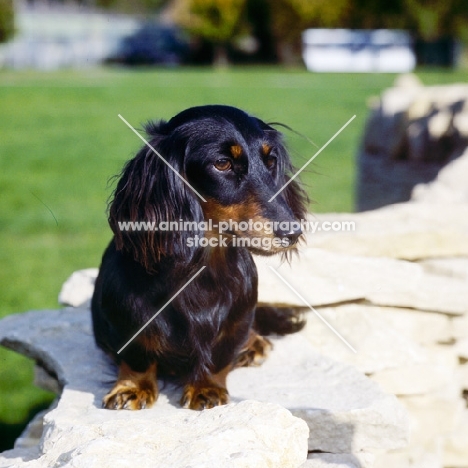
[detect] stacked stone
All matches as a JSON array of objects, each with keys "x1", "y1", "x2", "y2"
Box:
[
  {"x1": 357, "y1": 75, "x2": 468, "y2": 211},
  {"x1": 303, "y1": 140, "x2": 468, "y2": 467}
]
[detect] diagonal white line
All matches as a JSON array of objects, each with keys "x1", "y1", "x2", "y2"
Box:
[
  {"x1": 269, "y1": 114, "x2": 356, "y2": 202},
  {"x1": 117, "y1": 266, "x2": 206, "y2": 354},
  {"x1": 268, "y1": 266, "x2": 357, "y2": 353},
  {"x1": 118, "y1": 114, "x2": 207, "y2": 202}
]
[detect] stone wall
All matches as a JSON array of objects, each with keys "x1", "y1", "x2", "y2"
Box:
[{"x1": 356, "y1": 74, "x2": 468, "y2": 211}]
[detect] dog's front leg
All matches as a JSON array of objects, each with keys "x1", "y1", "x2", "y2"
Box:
[
  {"x1": 180, "y1": 366, "x2": 230, "y2": 410},
  {"x1": 103, "y1": 361, "x2": 158, "y2": 410}
]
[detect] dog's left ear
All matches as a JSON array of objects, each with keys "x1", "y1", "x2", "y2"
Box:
[
  {"x1": 108, "y1": 121, "x2": 204, "y2": 272},
  {"x1": 278, "y1": 161, "x2": 309, "y2": 221},
  {"x1": 262, "y1": 124, "x2": 309, "y2": 221}
]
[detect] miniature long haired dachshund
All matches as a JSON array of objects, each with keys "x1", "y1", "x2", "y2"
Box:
[{"x1": 91, "y1": 105, "x2": 308, "y2": 410}]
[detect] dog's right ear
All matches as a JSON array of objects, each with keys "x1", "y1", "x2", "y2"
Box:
[{"x1": 108, "y1": 121, "x2": 204, "y2": 272}]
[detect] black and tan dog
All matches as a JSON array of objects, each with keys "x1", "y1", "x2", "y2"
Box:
[{"x1": 91, "y1": 105, "x2": 308, "y2": 410}]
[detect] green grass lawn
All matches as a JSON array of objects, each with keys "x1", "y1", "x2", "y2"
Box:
[{"x1": 0, "y1": 66, "x2": 467, "y2": 450}]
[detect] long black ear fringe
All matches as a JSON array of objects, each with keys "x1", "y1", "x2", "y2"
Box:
[
  {"x1": 271, "y1": 130, "x2": 310, "y2": 222},
  {"x1": 281, "y1": 172, "x2": 309, "y2": 221},
  {"x1": 108, "y1": 124, "x2": 204, "y2": 272}
]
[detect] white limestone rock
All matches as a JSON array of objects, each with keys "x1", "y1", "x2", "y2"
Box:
[
  {"x1": 451, "y1": 314, "x2": 468, "y2": 340},
  {"x1": 399, "y1": 394, "x2": 465, "y2": 448},
  {"x1": 299, "y1": 304, "x2": 429, "y2": 375},
  {"x1": 456, "y1": 337, "x2": 468, "y2": 360},
  {"x1": 442, "y1": 410, "x2": 468, "y2": 467},
  {"x1": 370, "y1": 363, "x2": 456, "y2": 397},
  {"x1": 304, "y1": 203, "x2": 468, "y2": 261},
  {"x1": 393, "y1": 73, "x2": 423, "y2": 90},
  {"x1": 370, "y1": 343, "x2": 461, "y2": 400},
  {"x1": 228, "y1": 334, "x2": 408, "y2": 453},
  {"x1": 58, "y1": 268, "x2": 98, "y2": 308},
  {"x1": 368, "y1": 307, "x2": 452, "y2": 346},
  {"x1": 374, "y1": 449, "x2": 443, "y2": 468},
  {"x1": 458, "y1": 363, "x2": 468, "y2": 389},
  {"x1": 41, "y1": 399, "x2": 308, "y2": 468},
  {"x1": 0, "y1": 309, "x2": 408, "y2": 466},
  {"x1": 419, "y1": 257, "x2": 468, "y2": 281},
  {"x1": 257, "y1": 248, "x2": 468, "y2": 315}
]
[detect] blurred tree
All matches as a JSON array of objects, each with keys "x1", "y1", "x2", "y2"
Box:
[
  {"x1": 403, "y1": 0, "x2": 468, "y2": 39},
  {"x1": 267, "y1": 0, "x2": 350, "y2": 63},
  {"x1": 245, "y1": 0, "x2": 276, "y2": 62},
  {"x1": 98, "y1": 0, "x2": 465, "y2": 66},
  {"x1": 345, "y1": 0, "x2": 406, "y2": 29},
  {"x1": 265, "y1": 0, "x2": 467, "y2": 65},
  {"x1": 94, "y1": 0, "x2": 168, "y2": 13},
  {"x1": 402, "y1": 0, "x2": 468, "y2": 65},
  {"x1": 172, "y1": 0, "x2": 247, "y2": 66},
  {"x1": 0, "y1": 0, "x2": 14, "y2": 43}
]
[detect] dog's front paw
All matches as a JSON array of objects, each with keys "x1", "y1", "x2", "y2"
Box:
[
  {"x1": 102, "y1": 380, "x2": 158, "y2": 410},
  {"x1": 180, "y1": 383, "x2": 229, "y2": 410}
]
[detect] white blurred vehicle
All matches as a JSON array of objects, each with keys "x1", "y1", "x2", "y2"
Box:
[{"x1": 302, "y1": 29, "x2": 416, "y2": 73}]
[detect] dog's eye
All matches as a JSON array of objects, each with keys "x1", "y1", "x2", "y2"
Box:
[
  {"x1": 264, "y1": 156, "x2": 277, "y2": 170},
  {"x1": 214, "y1": 159, "x2": 232, "y2": 171}
]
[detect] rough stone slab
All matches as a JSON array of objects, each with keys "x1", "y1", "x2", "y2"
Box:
[
  {"x1": 374, "y1": 449, "x2": 443, "y2": 468},
  {"x1": 456, "y1": 337, "x2": 468, "y2": 360},
  {"x1": 0, "y1": 310, "x2": 308, "y2": 468},
  {"x1": 458, "y1": 363, "x2": 468, "y2": 388},
  {"x1": 228, "y1": 336, "x2": 408, "y2": 453},
  {"x1": 442, "y1": 410, "x2": 468, "y2": 467},
  {"x1": 419, "y1": 257, "x2": 468, "y2": 281},
  {"x1": 369, "y1": 344, "x2": 461, "y2": 398},
  {"x1": 451, "y1": 314, "x2": 468, "y2": 340},
  {"x1": 301, "y1": 452, "x2": 374, "y2": 468},
  {"x1": 367, "y1": 307, "x2": 452, "y2": 346},
  {"x1": 299, "y1": 304, "x2": 433, "y2": 375},
  {"x1": 303, "y1": 203, "x2": 468, "y2": 261},
  {"x1": 0, "y1": 309, "x2": 408, "y2": 465},
  {"x1": 2, "y1": 399, "x2": 307, "y2": 468},
  {"x1": 256, "y1": 248, "x2": 468, "y2": 315},
  {"x1": 14, "y1": 408, "x2": 53, "y2": 450},
  {"x1": 398, "y1": 394, "x2": 465, "y2": 447},
  {"x1": 370, "y1": 363, "x2": 456, "y2": 396}
]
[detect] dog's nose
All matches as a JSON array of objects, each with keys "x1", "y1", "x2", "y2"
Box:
[{"x1": 274, "y1": 224, "x2": 302, "y2": 246}]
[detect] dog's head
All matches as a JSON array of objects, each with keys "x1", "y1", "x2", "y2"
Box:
[{"x1": 109, "y1": 105, "x2": 308, "y2": 271}]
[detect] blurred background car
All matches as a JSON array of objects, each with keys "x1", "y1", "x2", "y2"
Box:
[{"x1": 106, "y1": 22, "x2": 190, "y2": 66}]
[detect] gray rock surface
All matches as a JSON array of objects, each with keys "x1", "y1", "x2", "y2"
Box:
[
  {"x1": 302, "y1": 452, "x2": 375, "y2": 468},
  {"x1": 0, "y1": 309, "x2": 408, "y2": 467}
]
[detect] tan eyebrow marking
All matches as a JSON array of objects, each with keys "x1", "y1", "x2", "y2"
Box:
[
  {"x1": 261, "y1": 143, "x2": 272, "y2": 156},
  {"x1": 230, "y1": 145, "x2": 243, "y2": 159}
]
